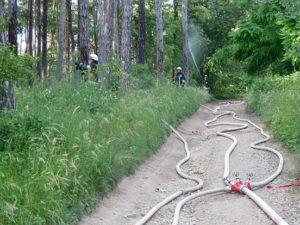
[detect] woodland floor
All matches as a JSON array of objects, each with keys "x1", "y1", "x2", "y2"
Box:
[{"x1": 80, "y1": 101, "x2": 300, "y2": 225}]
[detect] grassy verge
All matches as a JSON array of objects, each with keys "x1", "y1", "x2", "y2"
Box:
[
  {"x1": 246, "y1": 72, "x2": 300, "y2": 168},
  {"x1": 0, "y1": 81, "x2": 210, "y2": 224}
]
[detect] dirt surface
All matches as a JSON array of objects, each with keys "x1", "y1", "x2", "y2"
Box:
[{"x1": 79, "y1": 101, "x2": 300, "y2": 225}]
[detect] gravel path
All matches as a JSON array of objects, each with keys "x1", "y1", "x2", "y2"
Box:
[{"x1": 79, "y1": 101, "x2": 300, "y2": 225}]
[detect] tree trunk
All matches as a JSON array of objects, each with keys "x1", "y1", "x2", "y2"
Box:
[
  {"x1": 114, "y1": 0, "x2": 121, "y2": 57},
  {"x1": 65, "y1": 0, "x2": 70, "y2": 70},
  {"x1": 182, "y1": 0, "x2": 189, "y2": 83},
  {"x1": 172, "y1": 0, "x2": 178, "y2": 77},
  {"x1": 42, "y1": 0, "x2": 48, "y2": 79},
  {"x1": 36, "y1": 0, "x2": 42, "y2": 78},
  {"x1": 1, "y1": 0, "x2": 16, "y2": 111},
  {"x1": 97, "y1": 0, "x2": 105, "y2": 65},
  {"x1": 104, "y1": 0, "x2": 114, "y2": 62},
  {"x1": 155, "y1": 0, "x2": 164, "y2": 75},
  {"x1": 28, "y1": 0, "x2": 33, "y2": 56},
  {"x1": 78, "y1": 0, "x2": 89, "y2": 64},
  {"x1": 8, "y1": 0, "x2": 17, "y2": 54},
  {"x1": 137, "y1": 0, "x2": 146, "y2": 64},
  {"x1": 67, "y1": 0, "x2": 75, "y2": 53},
  {"x1": 121, "y1": 0, "x2": 134, "y2": 72},
  {"x1": 57, "y1": 0, "x2": 66, "y2": 79},
  {"x1": 0, "y1": 0, "x2": 6, "y2": 44},
  {"x1": 93, "y1": 4, "x2": 98, "y2": 54}
]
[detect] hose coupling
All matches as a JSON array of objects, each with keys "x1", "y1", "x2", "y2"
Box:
[
  {"x1": 233, "y1": 172, "x2": 240, "y2": 181},
  {"x1": 246, "y1": 172, "x2": 254, "y2": 182},
  {"x1": 230, "y1": 180, "x2": 252, "y2": 194}
]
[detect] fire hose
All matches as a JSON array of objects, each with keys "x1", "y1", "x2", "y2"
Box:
[
  {"x1": 135, "y1": 102, "x2": 290, "y2": 225},
  {"x1": 134, "y1": 123, "x2": 204, "y2": 225}
]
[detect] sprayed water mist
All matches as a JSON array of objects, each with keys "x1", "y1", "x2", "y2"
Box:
[{"x1": 188, "y1": 25, "x2": 208, "y2": 75}]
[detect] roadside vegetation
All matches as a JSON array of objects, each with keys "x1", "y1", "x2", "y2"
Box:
[
  {"x1": 0, "y1": 80, "x2": 210, "y2": 224},
  {"x1": 246, "y1": 73, "x2": 300, "y2": 162}
]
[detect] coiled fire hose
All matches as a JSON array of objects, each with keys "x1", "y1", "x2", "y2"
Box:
[
  {"x1": 134, "y1": 123, "x2": 204, "y2": 225},
  {"x1": 135, "y1": 102, "x2": 289, "y2": 225}
]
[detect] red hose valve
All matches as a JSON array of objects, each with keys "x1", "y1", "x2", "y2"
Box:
[{"x1": 231, "y1": 181, "x2": 251, "y2": 193}]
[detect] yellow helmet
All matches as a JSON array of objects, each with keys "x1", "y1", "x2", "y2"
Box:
[{"x1": 176, "y1": 67, "x2": 182, "y2": 71}]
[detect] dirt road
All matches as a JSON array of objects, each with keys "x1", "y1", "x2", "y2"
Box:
[{"x1": 80, "y1": 101, "x2": 299, "y2": 225}]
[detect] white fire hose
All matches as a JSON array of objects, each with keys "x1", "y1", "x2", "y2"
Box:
[{"x1": 135, "y1": 102, "x2": 289, "y2": 225}]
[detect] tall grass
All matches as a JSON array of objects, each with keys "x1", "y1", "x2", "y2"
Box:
[
  {"x1": 246, "y1": 72, "x2": 300, "y2": 162},
  {"x1": 0, "y1": 81, "x2": 210, "y2": 224}
]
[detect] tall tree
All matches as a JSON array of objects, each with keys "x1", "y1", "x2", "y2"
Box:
[
  {"x1": 67, "y1": 0, "x2": 75, "y2": 53},
  {"x1": 28, "y1": 0, "x2": 33, "y2": 56},
  {"x1": 93, "y1": 5, "x2": 98, "y2": 54},
  {"x1": 1, "y1": 0, "x2": 16, "y2": 110},
  {"x1": 172, "y1": 0, "x2": 179, "y2": 76},
  {"x1": 104, "y1": 0, "x2": 114, "y2": 62},
  {"x1": 57, "y1": 0, "x2": 66, "y2": 79},
  {"x1": 8, "y1": 0, "x2": 17, "y2": 54},
  {"x1": 78, "y1": 0, "x2": 89, "y2": 64},
  {"x1": 36, "y1": 0, "x2": 42, "y2": 77},
  {"x1": 114, "y1": 0, "x2": 121, "y2": 57},
  {"x1": 137, "y1": 0, "x2": 146, "y2": 64},
  {"x1": 121, "y1": 0, "x2": 134, "y2": 72},
  {"x1": 42, "y1": 0, "x2": 48, "y2": 78},
  {"x1": 182, "y1": 0, "x2": 189, "y2": 82},
  {"x1": 0, "y1": 0, "x2": 6, "y2": 44},
  {"x1": 155, "y1": 0, "x2": 164, "y2": 75},
  {"x1": 97, "y1": 0, "x2": 105, "y2": 65}
]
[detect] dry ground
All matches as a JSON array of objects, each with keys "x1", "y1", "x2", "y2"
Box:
[{"x1": 80, "y1": 101, "x2": 299, "y2": 225}]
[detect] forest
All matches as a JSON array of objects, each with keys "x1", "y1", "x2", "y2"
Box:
[{"x1": 0, "y1": 0, "x2": 299, "y2": 224}]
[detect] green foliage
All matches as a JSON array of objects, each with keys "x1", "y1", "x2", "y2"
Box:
[
  {"x1": 210, "y1": 72, "x2": 252, "y2": 99},
  {"x1": 246, "y1": 73, "x2": 300, "y2": 156},
  {"x1": 130, "y1": 63, "x2": 156, "y2": 89},
  {"x1": 230, "y1": 1, "x2": 284, "y2": 74},
  {"x1": 278, "y1": 17, "x2": 300, "y2": 70},
  {"x1": 0, "y1": 110, "x2": 49, "y2": 152},
  {"x1": 205, "y1": 44, "x2": 252, "y2": 99},
  {"x1": 0, "y1": 46, "x2": 35, "y2": 82},
  {"x1": 0, "y1": 81, "x2": 210, "y2": 224}
]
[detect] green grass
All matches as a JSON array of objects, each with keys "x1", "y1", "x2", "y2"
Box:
[
  {"x1": 246, "y1": 72, "x2": 300, "y2": 167},
  {"x1": 0, "y1": 81, "x2": 211, "y2": 224}
]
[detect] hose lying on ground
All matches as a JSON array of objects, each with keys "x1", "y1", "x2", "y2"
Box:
[
  {"x1": 134, "y1": 123, "x2": 203, "y2": 225},
  {"x1": 172, "y1": 103, "x2": 288, "y2": 225},
  {"x1": 135, "y1": 102, "x2": 289, "y2": 225}
]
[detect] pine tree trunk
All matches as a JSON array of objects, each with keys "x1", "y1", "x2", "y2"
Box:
[
  {"x1": 93, "y1": 5, "x2": 98, "y2": 54},
  {"x1": 36, "y1": 0, "x2": 42, "y2": 78},
  {"x1": 97, "y1": 0, "x2": 105, "y2": 65},
  {"x1": 104, "y1": 0, "x2": 114, "y2": 62},
  {"x1": 114, "y1": 0, "x2": 121, "y2": 57},
  {"x1": 28, "y1": 0, "x2": 33, "y2": 56},
  {"x1": 78, "y1": 0, "x2": 89, "y2": 64},
  {"x1": 155, "y1": 0, "x2": 164, "y2": 75},
  {"x1": 1, "y1": 0, "x2": 16, "y2": 111},
  {"x1": 0, "y1": 0, "x2": 6, "y2": 44},
  {"x1": 42, "y1": 0, "x2": 48, "y2": 79},
  {"x1": 67, "y1": 0, "x2": 75, "y2": 53},
  {"x1": 8, "y1": 0, "x2": 17, "y2": 54},
  {"x1": 137, "y1": 0, "x2": 146, "y2": 64},
  {"x1": 172, "y1": 0, "x2": 178, "y2": 77},
  {"x1": 182, "y1": 0, "x2": 189, "y2": 83},
  {"x1": 57, "y1": 0, "x2": 66, "y2": 79},
  {"x1": 121, "y1": 0, "x2": 134, "y2": 72}
]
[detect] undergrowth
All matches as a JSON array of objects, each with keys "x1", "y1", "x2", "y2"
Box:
[
  {"x1": 0, "y1": 81, "x2": 210, "y2": 224},
  {"x1": 246, "y1": 72, "x2": 300, "y2": 168}
]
